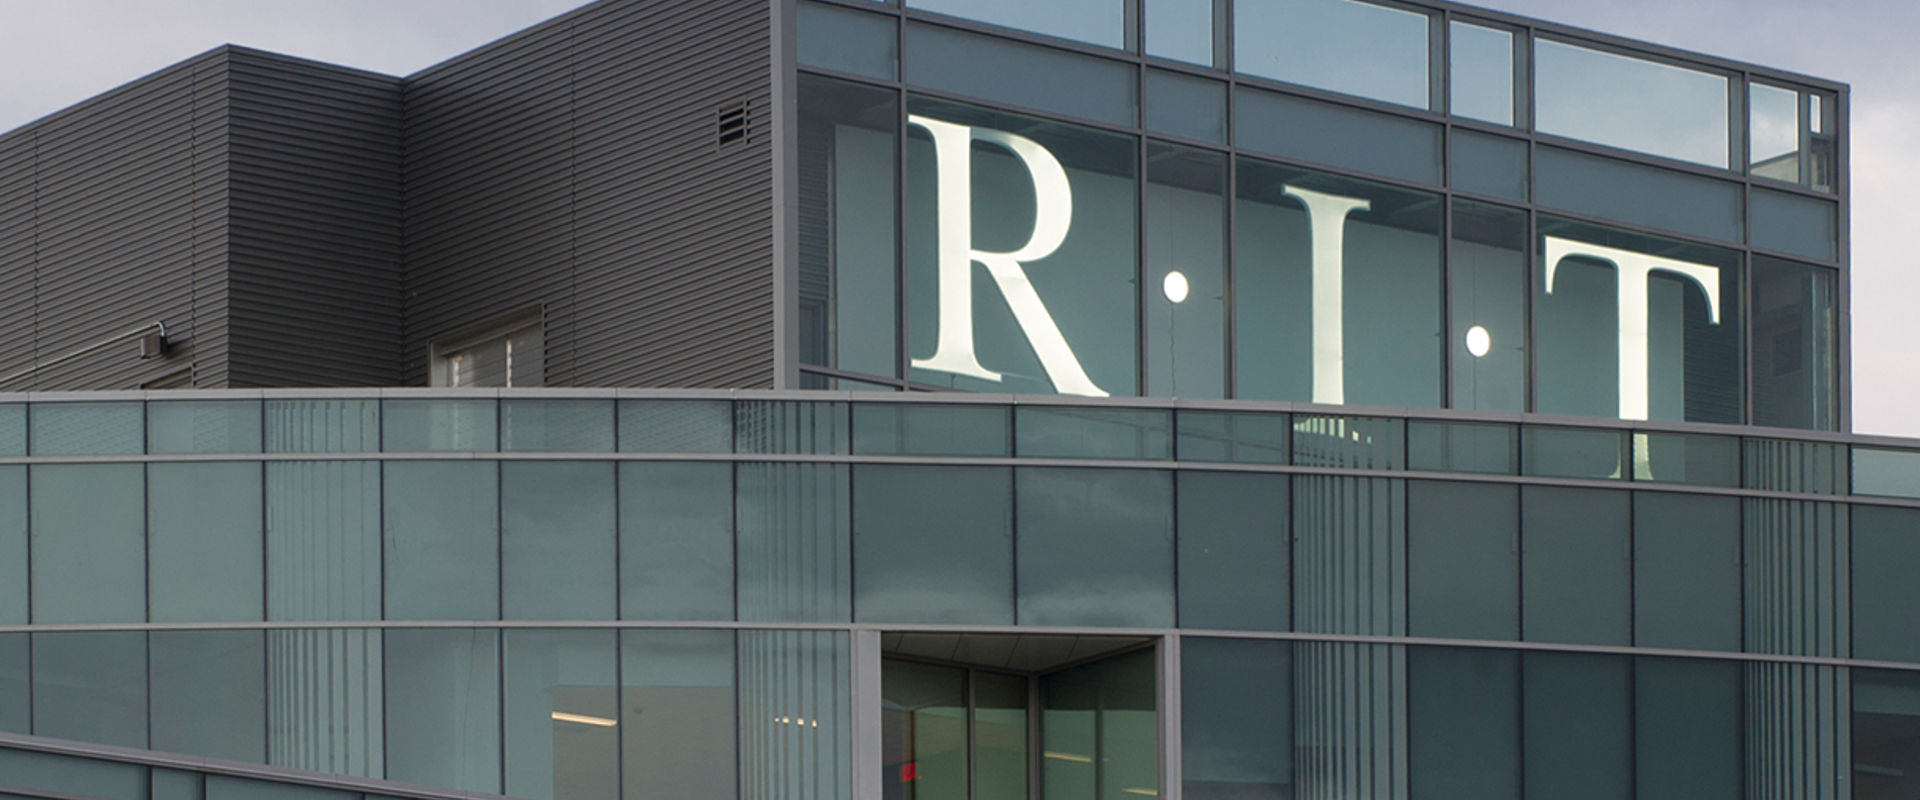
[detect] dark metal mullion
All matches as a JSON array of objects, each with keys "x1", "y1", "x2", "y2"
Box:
[
  {"x1": 893, "y1": 11, "x2": 911, "y2": 388},
  {"x1": 1137, "y1": 65, "x2": 1149, "y2": 398}
]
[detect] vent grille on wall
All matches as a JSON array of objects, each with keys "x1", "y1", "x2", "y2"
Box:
[{"x1": 718, "y1": 101, "x2": 751, "y2": 146}]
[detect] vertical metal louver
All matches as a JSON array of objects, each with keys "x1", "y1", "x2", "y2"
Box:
[{"x1": 718, "y1": 100, "x2": 751, "y2": 146}]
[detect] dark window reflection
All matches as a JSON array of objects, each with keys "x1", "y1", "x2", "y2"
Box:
[
  {"x1": 1752, "y1": 256, "x2": 1837, "y2": 430},
  {"x1": 799, "y1": 74, "x2": 899, "y2": 379}
]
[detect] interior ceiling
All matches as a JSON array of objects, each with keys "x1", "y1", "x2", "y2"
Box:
[{"x1": 880, "y1": 632, "x2": 1152, "y2": 673}]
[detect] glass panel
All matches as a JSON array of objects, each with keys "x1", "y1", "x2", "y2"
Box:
[
  {"x1": 1635, "y1": 658, "x2": 1741, "y2": 799},
  {"x1": 622, "y1": 630, "x2": 738, "y2": 800},
  {"x1": 1450, "y1": 22, "x2": 1513, "y2": 124},
  {"x1": 1522, "y1": 486, "x2": 1630, "y2": 645},
  {"x1": 903, "y1": 24, "x2": 1136, "y2": 128},
  {"x1": 149, "y1": 462, "x2": 264, "y2": 621},
  {"x1": 1536, "y1": 217, "x2": 1744, "y2": 423},
  {"x1": 1175, "y1": 410, "x2": 1290, "y2": 463},
  {"x1": 1145, "y1": 0, "x2": 1218, "y2": 66},
  {"x1": 617, "y1": 399, "x2": 732, "y2": 452},
  {"x1": 148, "y1": 399, "x2": 263, "y2": 453},
  {"x1": 0, "y1": 467, "x2": 22, "y2": 624},
  {"x1": 1854, "y1": 448, "x2": 1920, "y2": 499},
  {"x1": 882, "y1": 660, "x2": 969, "y2": 800},
  {"x1": 852, "y1": 403, "x2": 1010, "y2": 456},
  {"x1": 1536, "y1": 147, "x2": 1743, "y2": 245},
  {"x1": 264, "y1": 398, "x2": 380, "y2": 453},
  {"x1": 1235, "y1": 86, "x2": 1443, "y2": 185},
  {"x1": 503, "y1": 461, "x2": 616, "y2": 619},
  {"x1": 265, "y1": 628, "x2": 383, "y2": 777},
  {"x1": 1292, "y1": 415, "x2": 1404, "y2": 469},
  {"x1": 1408, "y1": 421, "x2": 1516, "y2": 474},
  {"x1": 973, "y1": 671, "x2": 1028, "y2": 800},
  {"x1": 1178, "y1": 471, "x2": 1289, "y2": 630},
  {"x1": 1146, "y1": 143, "x2": 1227, "y2": 396},
  {"x1": 797, "y1": 1, "x2": 897, "y2": 80},
  {"x1": 1752, "y1": 187, "x2": 1839, "y2": 261},
  {"x1": 799, "y1": 74, "x2": 898, "y2": 377},
  {"x1": 1809, "y1": 92, "x2": 1837, "y2": 192},
  {"x1": 907, "y1": 0, "x2": 1124, "y2": 49},
  {"x1": 1016, "y1": 467, "x2": 1174, "y2": 627},
  {"x1": 206, "y1": 776, "x2": 356, "y2": 800},
  {"x1": 31, "y1": 463, "x2": 143, "y2": 623},
  {"x1": 905, "y1": 97, "x2": 1138, "y2": 396},
  {"x1": 1408, "y1": 481, "x2": 1518, "y2": 639},
  {"x1": 1235, "y1": 0, "x2": 1430, "y2": 109},
  {"x1": 1750, "y1": 83, "x2": 1800, "y2": 182},
  {"x1": 1449, "y1": 130, "x2": 1528, "y2": 202},
  {"x1": 1236, "y1": 158, "x2": 1443, "y2": 406},
  {"x1": 1015, "y1": 406, "x2": 1171, "y2": 460},
  {"x1": 736, "y1": 400, "x2": 848, "y2": 454},
  {"x1": 0, "y1": 634, "x2": 27, "y2": 733},
  {"x1": 266, "y1": 461, "x2": 381, "y2": 621},
  {"x1": 1632, "y1": 431, "x2": 1738, "y2": 485},
  {"x1": 384, "y1": 628, "x2": 501, "y2": 793},
  {"x1": 737, "y1": 463, "x2": 851, "y2": 622},
  {"x1": 738, "y1": 630, "x2": 853, "y2": 799},
  {"x1": 30, "y1": 401, "x2": 141, "y2": 455},
  {"x1": 500, "y1": 398, "x2": 613, "y2": 452},
  {"x1": 0, "y1": 404, "x2": 21, "y2": 455},
  {"x1": 1144, "y1": 70, "x2": 1227, "y2": 144},
  {"x1": 1743, "y1": 497, "x2": 1850, "y2": 658},
  {"x1": 150, "y1": 630, "x2": 266, "y2": 762},
  {"x1": 619, "y1": 462, "x2": 734, "y2": 620},
  {"x1": 1043, "y1": 648, "x2": 1159, "y2": 798},
  {"x1": 383, "y1": 461, "x2": 499, "y2": 620},
  {"x1": 854, "y1": 465, "x2": 1013, "y2": 624},
  {"x1": 382, "y1": 398, "x2": 496, "y2": 452},
  {"x1": 1409, "y1": 647, "x2": 1520, "y2": 800},
  {"x1": 1752, "y1": 257, "x2": 1838, "y2": 430},
  {"x1": 1521, "y1": 426, "x2": 1624, "y2": 479},
  {"x1": 1522, "y1": 651, "x2": 1631, "y2": 800},
  {"x1": 1744, "y1": 437, "x2": 1846, "y2": 493},
  {"x1": 505, "y1": 629, "x2": 618, "y2": 800},
  {"x1": 1855, "y1": 668, "x2": 1920, "y2": 796},
  {"x1": 0, "y1": 748, "x2": 147, "y2": 800},
  {"x1": 1450, "y1": 199, "x2": 1528, "y2": 410},
  {"x1": 150, "y1": 769, "x2": 200, "y2": 800},
  {"x1": 33, "y1": 631, "x2": 147, "y2": 748},
  {"x1": 1633, "y1": 493, "x2": 1740, "y2": 651},
  {"x1": 1853, "y1": 506, "x2": 1920, "y2": 662},
  {"x1": 1535, "y1": 38, "x2": 1729, "y2": 168},
  {"x1": 1182, "y1": 637, "x2": 1290, "y2": 799}
]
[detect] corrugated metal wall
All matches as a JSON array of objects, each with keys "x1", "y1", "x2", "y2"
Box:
[
  {"x1": 401, "y1": 0, "x2": 776, "y2": 389},
  {"x1": 0, "y1": 50, "x2": 231, "y2": 391},
  {"x1": 225, "y1": 48, "x2": 405, "y2": 387}
]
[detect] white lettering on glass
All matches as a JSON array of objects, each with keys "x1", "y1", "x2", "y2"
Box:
[
  {"x1": 1283, "y1": 186, "x2": 1370, "y2": 405},
  {"x1": 1543, "y1": 236, "x2": 1722, "y2": 420},
  {"x1": 907, "y1": 114, "x2": 1108, "y2": 397}
]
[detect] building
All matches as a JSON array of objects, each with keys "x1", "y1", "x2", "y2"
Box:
[{"x1": 0, "y1": 0, "x2": 1915, "y2": 798}]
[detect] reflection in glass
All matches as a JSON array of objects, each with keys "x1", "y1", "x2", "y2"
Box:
[
  {"x1": 1450, "y1": 21, "x2": 1513, "y2": 125},
  {"x1": 266, "y1": 628, "x2": 383, "y2": 777},
  {"x1": 1450, "y1": 130, "x2": 1528, "y2": 202},
  {"x1": 1632, "y1": 431, "x2": 1738, "y2": 486},
  {"x1": 1235, "y1": 0, "x2": 1430, "y2": 109},
  {"x1": 882, "y1": 660, "x2": 969, "y2": 800},
  {"x1": 1178, "y1": 471, "x2": 1289, "y2": 630},
  {"x1": 622, "y1": 630, "x2": 738, "y2": 800},
  {"x1": 385, "y1": 629, "x2": 499, "y2": 793},
  {"x1": 904, "y1": 24, "x2": 1137, "y2": 129},
  {"x1": 1753, "y1": 187, "x2": 1839, "y2": 261},
  {"x1": 1450, "y1": 200, "x2": 1527, "y2": 410},
  {"x1": 30, "y1": 401, "x2": 142, "y2": 455},
  {"x1": 1750, "y1": 83, "x2": 1800, "y2": 182},
  {"x1": 737, "y1": 464, "x2": 851, "y2": 622},
  {"x1": 975, "y1": 672, "x2": 1029, "y2": 800},
  {"x1": 150, "y1": 630, "x2": 266, "y2": 763},
  {"x1": 382, "y1": 399, "x2": 496, "y2": 452},
  {"x1": 1016, "y1": 468, "x2": 1174, "y2": 627},
  {"x1": 1236, "y1": 85, "x2": 1444, "y2": 185},
  {"x1": 852, "y1": 403, "x2": 1009, "y2": 456},
  {"x1": 1534, "y1": 146, "x2": 1743, "y2": 245},
  {"x1": 797, "y1": 1, "x2": 897, "y2": 80},
  {"x1": 1855, "y1": 669, "x2": 1920, "y2": 797},
  {"x1": 148, "y1": 400, "x2": 262, "y2": 454},
  {"x1": 1182, "y1": 638, "x2": 1290, "y2": 799},
  {"x1": 1522, "y1": 652, "x2": 1630, "y2": 800},
  {"x1": 618, "y1": 399, "x2": 732, "y2": 453},
  {"x1": 799, "y1": 74, "x2": 897, "y2": 378},
  {"x1": 1535, "y1": 218, "x2": 1742, "y2": 423},
  {"x1": 1521, "y1": 426, "x2": 1624, "y2": 479},
  {"x1": 1236, "y1": 159, "x2": 1442, "y2": 406},
  {"x1": 1409, "y1": 481, "x2": 1517, "y2": 640},
  {"x1": 619, "y1": 462, "x2": 734, "y2": 620},
  {"x1": 907, "y1": 0, "x2": 1124, "y2": 49},
  {"x1": 1535, "y1": 39, "x2": 1729, "y2": 168},
  {"x1": 1410, "y1": 648, "x2": 1519, "y2": 800},
  {"x1": 149, "y1": 462, "x2": 264, "y2": 622},
  {"x1": 0, "y1": 404, "x2": 21, "y2": 456},
  {"x1": 500, "y1": 398, "x2": 613, "y2": 452},
  {"x1": 1043, "y1": 649, "x2": 1158, "y2": 800},
  {"x1": 503, "y1": 462, "x2": 616, "y2": 619},
  {"x1": 1632, "y1": 493, "x2": 1740, "y2": 651},
  {"x1": 1146, "y1": 0, "x2": 1219, "y2": 66},
  {"x1": 1635, "y1": 658, "x2": 1741, "y2": 798},
  {"x1": 906, "y1": 97, "x2": 1139, "y2": 396},
  {"x1": 1408, "y1": 421, "x2": 1515, "y2": 474},
  {"x1": 739, "y1": 631, "x2": 853, "y2": 799},
  {"x1": 1175, "y1": 410, "x2": 1290, "y2": 463},
  {"x1": 265, "y1": 398, "x2": 379, "y2": 453},
  {"x1": 1147, "y1": 143, "x2": 1226, "y2": 396},
  {"x1": 0, "y1": 467, "x2": 23, "y2": 625},
  {"x1": 853, "y1": 465, "x2": 1013, "y2": 624},
  {"x1": 34, "y1": 631, "x2": 147, "y2": 748},
  {"x1": 1522, "y1": 487, "x2": 1629, "y2": 645},
  {"x1": 31, "y1": 464, "x2": 144, "y2": 623},
  {"x1": 384, "y1": 461, "x2": 499, "y2": 620},
  {"x1": 1852, "y1": 506, "x2": 1920, "y2": 662},
  {"x1": 1145, "y1": 70, "x2": 1227, "y2": 144},
  {"x1": 1015, "y1": 406, "x2": 1171, "y2": 460},
  {"x1": 267, "y1": 461, "x2": 381, "y2": 621},
  {"x1": 0, "y1": 634, "x2": 23, "y2": 734}
]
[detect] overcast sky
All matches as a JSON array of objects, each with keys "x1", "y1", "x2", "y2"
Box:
[{"x1": 1, "y1": 0, "x2": 1913, "y2": 436}]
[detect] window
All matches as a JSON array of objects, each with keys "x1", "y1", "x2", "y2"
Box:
[{"x1": 431, "y1": 314, "x2": 543, "y2": 387}]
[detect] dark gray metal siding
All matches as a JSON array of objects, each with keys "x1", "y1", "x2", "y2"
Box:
[
  {"x1": 224, "y1": 48, "x2": 405, "y2": 387},
  {"x1": 0, "y1": 50, "x2": 230, "y2": 391},
  {"x1": 402, "y1": 0, "x2": 775, "y2": 388}
]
